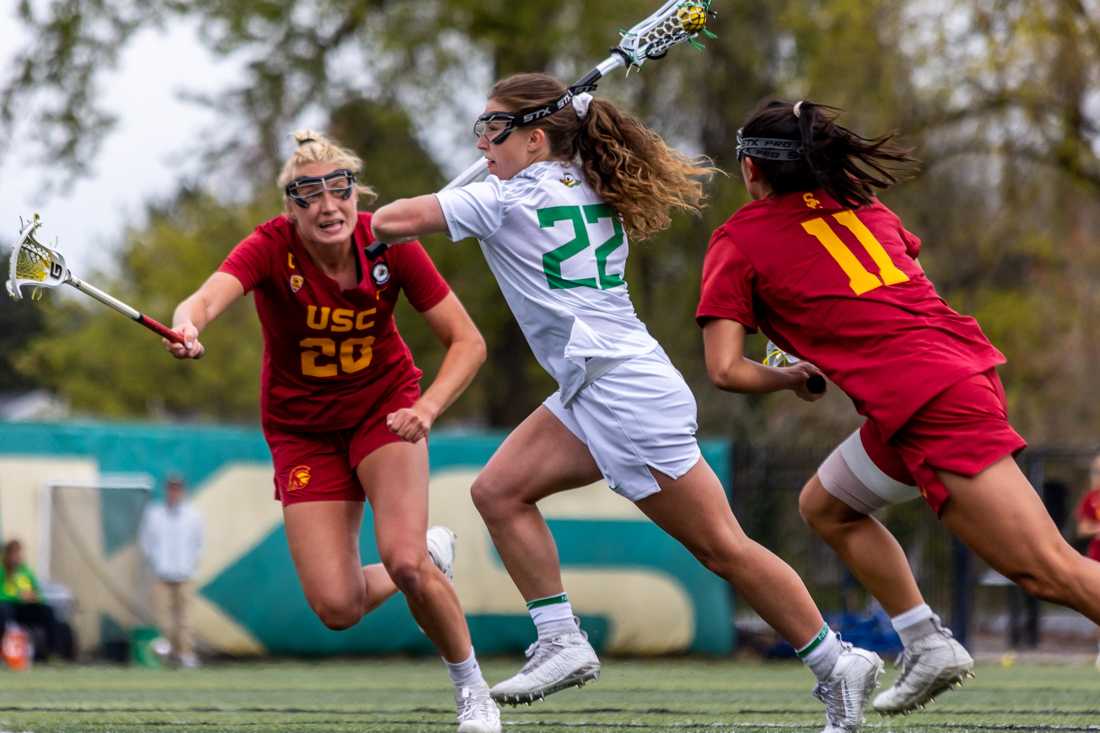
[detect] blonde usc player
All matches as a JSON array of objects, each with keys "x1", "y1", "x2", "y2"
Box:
[
  {"x1": 698, "y1": 98, "x2": 1100, "y2": 715},
  {"x1": 164, "y1": 131, "x2": 501, "y2": 733},
  {"x1": 371, "y1": 73, "x2": 884, "y2": 733}
]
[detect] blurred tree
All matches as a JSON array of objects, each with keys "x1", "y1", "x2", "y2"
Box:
[
  {"x1": 0, "y1": 296, "x2": 46, "y2": 394},
  {"x1": 5, "y1": 0, "x2": 1100, "y2": 448},
  {"x1": 15, "y1": 190, "x2": 268, "y2": 420}
]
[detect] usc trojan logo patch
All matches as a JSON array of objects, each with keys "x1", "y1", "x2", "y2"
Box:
[
  {"x1": 371, "y1": 262, "x2": 390, "y2": 286},
  {"x1": 288, "y1": 465, "x2": 312, "y2": 492},
  {"x1": 803, "y1": 193, "x2": 822, "y2": 209},
  {"x1": 289, "y1": 275, "x2": 304, "y2": 293}
]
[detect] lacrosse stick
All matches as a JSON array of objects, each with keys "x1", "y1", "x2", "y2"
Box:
[
  {"x1": 764, "y1": 340, "x2": 827, "y2": 394},
  {"x1": 367, "y1": 0, "x2": 715, "y2": 257},
  {"x1": 6, "y1": 214, "x2": 186, "y2": 344}
]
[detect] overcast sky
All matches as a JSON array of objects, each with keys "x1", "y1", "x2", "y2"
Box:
[
  {"x1": 0, "y1": 9, "x2": 492, "y2": 286},
  {"x1": 0, "y1": 12, "x2": 234, "y2": 278}
]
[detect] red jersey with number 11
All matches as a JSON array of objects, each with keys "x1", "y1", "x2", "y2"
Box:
[
  {"x1": 219, "y1": 212, "x2": 450, "y2": 431},
  {"x1": 696, "y1": 190, "x2": 1005, "y2": 439}
]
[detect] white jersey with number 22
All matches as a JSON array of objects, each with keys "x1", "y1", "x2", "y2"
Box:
[{"x1": 435, "y1": 160, "x2": 659, "y2": 404}]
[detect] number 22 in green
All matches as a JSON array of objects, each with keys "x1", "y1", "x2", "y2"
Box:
[{"x1": 538, "y1": 204, "x2": 625, "y2": 290}]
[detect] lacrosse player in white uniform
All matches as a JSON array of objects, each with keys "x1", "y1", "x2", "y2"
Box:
[{"x1": 372, "y1": 73, "x2": 884, "y2": 733}]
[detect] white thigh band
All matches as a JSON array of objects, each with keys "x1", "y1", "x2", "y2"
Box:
[{"x1": 819, "y1": 430, "x2": 919, "y2": 513}]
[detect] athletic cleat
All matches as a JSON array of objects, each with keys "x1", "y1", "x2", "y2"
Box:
[
  {"x1": 814, "y1": 644, "x2": 884, "y2": 733},
  {"x1": 490, "y1": 624, "x2": 601, "y2": 705},
  {"x1": 427, "y1": 525, "x2": 457, "y2": 582},
  {"x1": 455, "y1": 684, "x2": 501, "y2": 733},
  {"x1": 872, "y1": 622, "x2": 975, "y2": 715}
]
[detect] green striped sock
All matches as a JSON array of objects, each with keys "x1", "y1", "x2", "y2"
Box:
[
  {"x1": 796, "y1": 624, "x2": 842, "y2": 682},
  {"x1": 527, "y1": 593, "x2": 576, "y2": 639}
]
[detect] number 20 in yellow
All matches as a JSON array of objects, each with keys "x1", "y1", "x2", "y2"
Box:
[
  {"x1": 300, "y1": 336, "x2": 375, "y2": 377},
  {"x1": 801, "y1": 211, "x2": 909, "y2": 295}
]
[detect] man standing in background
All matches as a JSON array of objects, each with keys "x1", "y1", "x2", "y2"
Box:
[
  {"x1": 1076, "y1": 453, "x2": 1100, "y2": 670},
  {"x1": 140, "y1": 474, "x2": 204, "y2": 668}
]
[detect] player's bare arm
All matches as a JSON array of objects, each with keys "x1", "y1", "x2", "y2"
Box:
[
  {"x1": 702, "y1": 318, "x2": 824, "y2": 400},
  {"x1": 371, "y1": 195, "x2": 448, "y2": 244},
  {"x1": 167, "y1": 272, "x2": 244, "y2": 360},
  {"x1": 386, "y1": 291, "x2": 486, "y2": 443}
]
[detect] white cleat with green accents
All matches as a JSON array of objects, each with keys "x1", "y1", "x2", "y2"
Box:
[{"x1": 490, "y1": 627, "x2": 601, "y2": 705}]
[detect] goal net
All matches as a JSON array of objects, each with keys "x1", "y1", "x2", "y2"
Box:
[{"x1": 41, "y1": 477, "x2": 154, "y2": 657}]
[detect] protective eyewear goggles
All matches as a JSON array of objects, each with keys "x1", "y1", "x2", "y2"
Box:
[
  {"x1": 284, "y1": 169, "x2": 357, "y2": 208},
  {"x1": 473, "y1": 83, "x2": 597, "y2": 146},
  {"x1": 473, "y1": 112, "x2": 521, "y2": 145}
]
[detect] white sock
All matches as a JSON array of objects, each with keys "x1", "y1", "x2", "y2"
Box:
[
  {"x1": 444, "y1": 649, "x2": 485, "y2": 690},
  {"x1": 796, "y1": 624, "x2": 844, "y2": 682},
  {"x1": 527, "y1": 593, "x2": 577, "y2": 639},
  {"x1": 891, "y1": 604, "x2": 938, "y2": 647}
]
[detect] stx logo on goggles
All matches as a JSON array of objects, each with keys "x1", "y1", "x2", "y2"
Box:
[{"x1": 520, "y1": 92, "x2": 575, "y2": 124}]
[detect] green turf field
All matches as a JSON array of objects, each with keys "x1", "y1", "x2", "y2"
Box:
[{"x1": 0, "y1": 658, "x2": 1095, "y2": 732}]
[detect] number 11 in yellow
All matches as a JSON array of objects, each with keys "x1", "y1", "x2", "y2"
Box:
[{"x1": 801, "y1": 211, "x2": 909, "y2": 295}]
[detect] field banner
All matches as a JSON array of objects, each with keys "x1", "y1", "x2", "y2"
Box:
[{"x1": 0, "y1": 421, "x2": 734, "y2": 656}]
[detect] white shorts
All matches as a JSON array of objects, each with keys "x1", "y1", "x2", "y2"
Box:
[
  {"x1": 543, "y1": 347, "x2": 702, "y2": 502},
  {"x1": 817, "y1": 429, "x2": 920, "y2": 514}
]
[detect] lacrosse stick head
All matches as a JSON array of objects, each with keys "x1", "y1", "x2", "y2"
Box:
[
  {"x1": 763, "y1": 340, "x2": 800, "y2": 368},
  {"x1": 6, "y1": 214, "x2": 69, "y2": 301},
  {"x1": 617, "y1": 0, "x2": 715, "y2": 68}
]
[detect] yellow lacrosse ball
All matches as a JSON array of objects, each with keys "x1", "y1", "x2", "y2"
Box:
[{"x1": 677, "y1": 3, "x2": 708, "y2": 33}]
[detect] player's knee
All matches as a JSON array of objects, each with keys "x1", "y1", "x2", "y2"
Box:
[
  {"x1": 691, "y1": 536, "x2": 754, "y2": 580},
  {"x1": 1006, "y1": 546, "x2": 1081, "y2": 604},
  {"x1": 798, "y1": 484, "x2": 825, "y2": 529},
  {"x1": 310, "y1": 595, "x2": 364, "y2": 630},
  {"x1": 1011, "y1": 572, "x2": 1061, "y2": 603},
  {"x1": 471, "y1": 473, "x2": 515, "y2": 520},
  {"x1": 385, "y1": 555, "x2": 428, "y2": 598}
]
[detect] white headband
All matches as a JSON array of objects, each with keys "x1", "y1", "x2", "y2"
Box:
[
  {"x1": 572, "y1": 92, "x2": 594, "y2": 120},
  {"x1": 793, "y1": 100, "x2": 805, "y2": 119}
]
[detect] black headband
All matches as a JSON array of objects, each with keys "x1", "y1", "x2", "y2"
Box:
[{"x1": 736, "y1": 128, "x2": 803, "y2": 162}]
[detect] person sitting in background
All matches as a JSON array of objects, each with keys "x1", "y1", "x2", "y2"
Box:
[
  {"x1": 0, "y1": 539, "x2": 63, "y2": 662},
  {"x1": 139, "y1": 474, "x2": 205, "y2": 668},
  {"x1": 1075, "y1": 453, "x2": 1100, "y2": 670}
]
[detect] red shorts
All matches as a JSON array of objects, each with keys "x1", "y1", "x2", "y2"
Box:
[
  {"x1": 264, "y1": 379, "x2": 420, "y2": 505},
  {"x1": 862, "y1": 369, "x2": 1027, "y2": 515}
]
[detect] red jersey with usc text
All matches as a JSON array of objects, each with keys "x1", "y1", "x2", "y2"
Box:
[
  {"x1": 1077, "y1": 489, "x2": 1100, "y2": 562},
  {"x1": 219, "y1": 212, "x2": 450, "y2": 431},
  {"x1": 696, "y1": 190, "x2": 1005, "y2": 439}
]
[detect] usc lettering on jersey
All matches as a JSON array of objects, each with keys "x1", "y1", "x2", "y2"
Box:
[{"x1": 219, "y1": 212, "x2": 449, "y2": 430}]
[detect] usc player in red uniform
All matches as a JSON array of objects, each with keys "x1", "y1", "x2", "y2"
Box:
[
  {"x1": 165, "y1": 131, "x2": 500, "y2": 733},
  {"x1": 697, "y1": 100, "x2": 1100, "y2": 715},
  {"x1": 1076, "y1": 453, "x2": 1100, "y2": 669}
]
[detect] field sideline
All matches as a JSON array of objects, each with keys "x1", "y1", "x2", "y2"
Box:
[{"x1": 0, "y1": 658, "x2": 1096, "y2": 733}]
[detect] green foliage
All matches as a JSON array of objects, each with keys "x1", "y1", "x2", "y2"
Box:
[
  {"x1": 5, "y1": 0, "x2": 1100, "y2": 446},
  {"x1": 15, "y1": 191, "x2": 270, "y2": 421},
  {"x1": 0, "y1": 293, "x2": 46, "y2": 393}
]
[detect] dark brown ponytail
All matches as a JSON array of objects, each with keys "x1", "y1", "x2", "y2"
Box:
[{"x1": 739, "y1": 99, "x2": 918, "y2": 208}]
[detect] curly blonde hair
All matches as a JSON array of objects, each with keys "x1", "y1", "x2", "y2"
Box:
[
  {"x1": 277, "y1": 129, "x2": 377, "y2": 205},
  {"x1": 489, "y1": 73, "x2": 717, "y2": 241}
]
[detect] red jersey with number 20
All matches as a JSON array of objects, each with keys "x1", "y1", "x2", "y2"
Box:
[
  {"x1": 219, "y1": 212, "x2": 450, "y2": 431},
  {"x1": 696, "y1": 190, "x2": 1005, "y2": 440}
]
